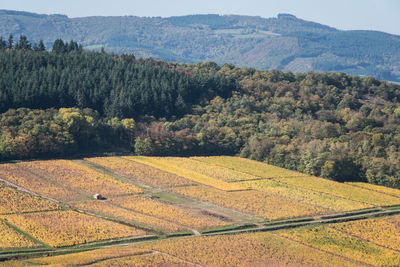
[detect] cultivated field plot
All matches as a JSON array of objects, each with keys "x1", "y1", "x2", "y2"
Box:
[
  {"x1": 3, "y1": 210, "x2": 146, "y2": 247},
  {"x1": 138, "y1": 234, "x2": 353, "y2": 267},
  {"x1": 90, "y1": 253, "x2": 193, "y2": 267},
  {"x1": 18, "y1": 160, "x2": 142, "y2": 199},
  {"x1": 277, "y1": 215, "x2": 400, "y2": 266},
  {"x1": 194, "y1": 156, "x2": 309, "y2": 178},
  {"x1": 0, "y1": 163, "x2": 83, "y2": 202},
  {"x1": 129, "y1": 156, "x2": 245, "y2": 191},
  {"x1": 237, "y1": 179, "x2": 372, "y2": 211},
  {"x1": 346, "y1": 182, "x2": 400, "y2": 198},
  {"x1": 70, "y1": 200, "x2": 183, "y2": 233},
  {"x1": 18, "y1": 232, "x2": 357, "y2": 267},
  {"x1": 139, "y1": 156, "x2": 259, "y2": 182},
  {"x1": 110, "y1": 195, "x2": 229, "y2": 230},
  {"x1": 274, "y1": 176, "x2": 400, "y2": 206},
  {"x1": 0, "y1": 186, "x2": 60, "y2": 215},
  {"x1": 172, "y1": 185, "x2": 327, "y2": 220},
  {"x1": 26, "y1": 245, "x2": 151, "y2": 266},
  {"x1": 0, "y1": 220, "x2": 40, "y2": 250},
  {"x1": 330, "y1": 214, "x2": 400, "y2": 251},
  {"x1": 85, "y1": 157, "x2": 194, "y2": 188}
]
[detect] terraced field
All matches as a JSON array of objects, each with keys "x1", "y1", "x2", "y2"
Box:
[
  {"x1": 10, "y1": 215, "x2": 400, "y2": 266},
  {"x1": 0, "y1": 155, "x2": 399, "y2": 266},
  {"x1": 0, "y1": 186, "x2": 60, "y2": 214},
  {"x1": 276, "y1": 216, "x2": 400, "y2": 266},
  {"x1": 172, "y1": 185, "x2": 326, "y2": 220},
  {"x1": 18, "y1": 160, "x2": 142, "y2": 198},
  {"x1": 129, "y1": 156, "x2": 245, "y2": 191},
  {"x1": 0, "y1": 220, "x2": 40, "y2": 250}
]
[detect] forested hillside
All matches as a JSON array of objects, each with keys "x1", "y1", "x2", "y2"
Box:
[
  {"x1": 1, "y1": 10, "x2": 400, "y2": 81},
  {"x1": 1, "y1": 37, "x2": 400, "y2": 188}
]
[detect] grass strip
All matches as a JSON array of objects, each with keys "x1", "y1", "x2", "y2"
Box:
[
  {"x1": 264, "y1": 217, "x2": 315, "y2": 226},
  {"x1": 320, "y1": 210, "x2": 400, "y2": 224},
  {"x1": 320, "y1": 208, "x2": 382, "y2": 219},
  {"x1": 0, "y1": 247, "x2": 51, "y2": 256},
  {"x1": 73, "y1": 235, "x2": 159, "y2": 249},
  {"x1": 0, "y1": 247, "x2": 96, "y2": 262},
  {"x1": 383, "y1": 205, "x2": 400, "y2": 210},
  {"x1": 200, "y1": 224, "x2": 257, "y2": 234},
  {"x1": 165, "y1": 231, "x2": 194, "y2": 238}
]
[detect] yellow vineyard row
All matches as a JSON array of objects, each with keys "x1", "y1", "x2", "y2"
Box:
[
  {"x1": 18, "y1": 160, "x2": 142, "y2": 198},
  {"x1": 4, "y1": 210, "x2": 145, "y2": 247},
  {"x1": 172, "y1": 185, "x2": 326, "y2": 220},
  {"x1": 127, "y1": 156, "x2": 245, "y2": 191},
  {"x1": 85, "y1": 157, "x2": 193, "y2": 188}
]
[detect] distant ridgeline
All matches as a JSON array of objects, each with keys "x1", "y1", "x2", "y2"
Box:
[
  {"x1": 0, "y1": 10, "x2": 400, "y2": 82},
  {"x1": 0, "y1": 37, "x2": 400, "y2": 189}
]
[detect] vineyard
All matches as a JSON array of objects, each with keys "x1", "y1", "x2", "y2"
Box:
[
  {"x1": 8, "y1": 215, "x2": 400, "y2": 266},
  {"x1": 0, "y1": 156, "x2": 399, "y2": 265}
]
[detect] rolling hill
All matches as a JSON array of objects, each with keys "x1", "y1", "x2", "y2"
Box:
[{"x1": 1, "y1": 10, "x2": 400, "y2": 81}]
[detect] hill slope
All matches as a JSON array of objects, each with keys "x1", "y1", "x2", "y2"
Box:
[
  {"x1": 1, "y1": 156, "x2": 400, "y2": 265},
  {"x1": 1, "y1": 10, "x2": 400, "y2": 81}
]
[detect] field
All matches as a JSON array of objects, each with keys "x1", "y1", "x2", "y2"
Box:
[
  {"x1": 4, "y1": 210, "x2": 145, "y2": 247},
  {"x1": 26, "y1": 245, "x2": 150, "y2": 266},
  {"x1": 0, "y1": 186, "x2": 60, "y2": 214},
  {"x1": 135, "y1": 156, "x2": 260, "y2": 182},
  {"x1": 129, "y1": 156, "x2": 245, "y2": 191},
  {"x1": 0, "y1": 156, "x2": 400, "y2": 265},
  {"x1": 70, "y1": 200, "x2": 183, "y2": 232},
  {"x1": 109, "y1": 195, "x2": 229, "y2": 230},
  {"x1": 0, "y1": 164, "x2": 83, "y2": 202},
  {"x1": 85, "y1": 156, "x2": 194, "y2": 188},
  {"x1": 12, "y1": 229, "x2": 366, "y2": 266},
  {"x1": 18, "y1": 160, "x2": 142, "y2": 199},
  {"x1": 90, "y1": 253, "x2": 193, "y2": 267},
  {"x1": 172, "y1": 185, "x2": 326, "y2": 220},
  {"x1": 277, "y1": 215, "x2": 400, "y2": 266},
  {"x1": 194, "y1": 156, "x2": 309, "y2": 178},
  {"x1": 237, "y1": 179, "x2": 372, "y2": 212},
  {"x1": 0, "y1": 220, "x2": 39, "y2": 249},
  {"x1": 346, "y1": 182, "x2": 400, "y2": 198},
  {"x1": 273, "y1": 176, "x2": 400, "y2": 206},
  {"x1": 20, "y1": 214, "x2": 400, "y2": 266},
  {"x1": 330, "y1": 214, "x2": 400, "y2": 251}
]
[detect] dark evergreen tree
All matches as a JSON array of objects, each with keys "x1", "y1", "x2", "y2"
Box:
[
  {"x1": 33, "y1": 40, "x2": 46, "y2": 51},
  {"x1": 0, "y1": 37, "x2": 6, "y2": 50},
  {"x1": 15, "y1": 35, "x2": 31, "y2": 50},
  {"x1": 52, "y1": 39, "x2": 66, "y2": 53},
  {"x1": 7, "y1": 34, "x2": 13, "y2": 49}
]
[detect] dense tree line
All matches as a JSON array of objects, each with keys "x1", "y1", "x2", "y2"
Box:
[
  {"x1": 0, "y1": 107, "x2": 135, "y2": 160},
  {"x1": 1, "y1": 37, "x2": 400, "y2": 188},
  {"x1": 0, "y1": 35, "x2": 236, "y2": 119}
]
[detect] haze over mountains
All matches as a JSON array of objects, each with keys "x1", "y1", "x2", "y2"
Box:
[{"x1": 1, "y1": 9, "x2": 400, "y2": 81}]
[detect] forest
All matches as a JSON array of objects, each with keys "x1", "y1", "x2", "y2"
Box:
[{"x1": 1, "y1": 36, "x2": 400, "y2": 188}]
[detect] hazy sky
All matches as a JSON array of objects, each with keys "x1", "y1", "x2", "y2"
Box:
[{"x1": 2, "y1": 0, "x2": 400, "y2": 35}]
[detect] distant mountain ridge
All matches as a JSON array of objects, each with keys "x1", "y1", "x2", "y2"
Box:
[{"x1": 1, "y1": 9, "x2": 400, "y2": 81}]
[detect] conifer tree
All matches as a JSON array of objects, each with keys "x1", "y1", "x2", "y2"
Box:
[{"x1": 7, "y1": 34, "x2": 13, "y2": 49}]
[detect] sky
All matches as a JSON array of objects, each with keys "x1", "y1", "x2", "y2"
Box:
[{"x1": 1, "y1": 0, "x2": 400, "y2": 35}]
